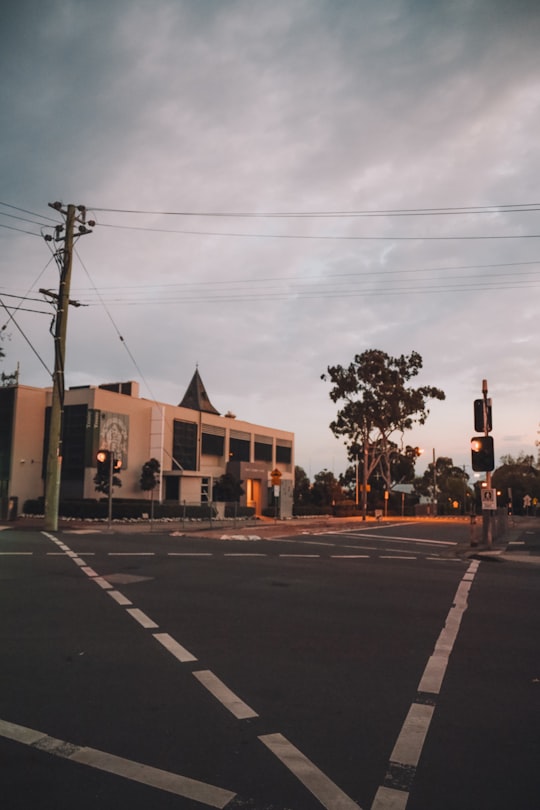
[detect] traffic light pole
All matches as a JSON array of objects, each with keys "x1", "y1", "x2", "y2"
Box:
[
  {"x1": 482, "y1": 380, "x2": 493, "y2": 548},
  {"x1": 107, "y1": 451, "x2": 113, "y2": 530}
]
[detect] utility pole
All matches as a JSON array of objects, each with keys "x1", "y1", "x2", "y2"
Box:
[{"x1": 43, "y1": 202, "x2": 93, "y2": 531}]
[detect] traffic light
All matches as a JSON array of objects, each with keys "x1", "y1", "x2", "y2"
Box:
[
  {"x1": 474, "y1": 399, "x2": 492, "y2": 433},
  {"x1": 96, "y1": 449, "x2": 110, "y2": 474},
  {"x1": 96, "y1": 449, "x2": 122, "y2": 473},
  {"x1": 470, "y1": 436, "x2": 495, "y2": 472}
]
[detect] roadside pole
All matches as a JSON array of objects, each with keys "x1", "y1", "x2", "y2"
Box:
[{"x1": 43, "y1": 203, "x2": 93, "y2": 531}]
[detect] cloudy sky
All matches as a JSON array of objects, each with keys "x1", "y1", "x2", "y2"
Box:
[{"x1": 1, "y1": 0, "x2": 539, "y2": 480}]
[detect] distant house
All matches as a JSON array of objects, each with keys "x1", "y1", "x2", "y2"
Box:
[{"x1": 0, "y1": 370, "x2": 294, "y2": 518}]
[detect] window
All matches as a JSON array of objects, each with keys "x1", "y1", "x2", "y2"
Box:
[
  {"x1": 276, "y1": 443, "x2": 292, "y2": 464},
  {"x1": 254, "y1": 434, "x2": 273, "y2": 462},
  {"x1": 172, "y1": 420, "x2": 198, "y2": 470},
  {"x1": 229, "y1": 429, "x2": 251, "y2": 462},
  {"x1": 201, "y1": 424, "x2": 225, "y2": 457}
]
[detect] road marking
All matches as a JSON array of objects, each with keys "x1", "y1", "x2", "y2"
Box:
[
  {"x1": 341, "y1": 532, "x2": 454, "y2": 546},
  {"x1": 126, "y1": 608, "x2": 159, "y2": 629},
  {"x1": 379, "y1": 556, "x2": 416, "y2": 560},
  {"x1": 0, "y1": 551, "x2": 33, "y2": 555},
  {"x1": 107, "y1": 590, "x2": 133, "y2": 606},
  {"x1": 108, "y1": 552, "x2": 156, "y2": 556},
  {"x1": 153, "y1": 632, "x2": 197, "y2": 663},
  {"x1": 331, "y1": 554, "x2": 370, "y2": 559},
  {"x1": 278, "y1": 554, "x2": 320, "y2": 558},
  {"x1": 94, "y1": 576, "x2": 113, "y2": 590},
  {"x1": 193, "y1": 671, "x2": 258, "y2": 720},
  {"x1": 0, "y1": 717, "x2": 235, "y2": 808},
  {"x1": 81, "y1": 566, "x2": 99, "y2": 577},
  {"x1": 259, "y1": 733, "x2": 360, "y2": 810},
  {"x1": 371, "y1": 559, "x2": 480, "y2": 810}
]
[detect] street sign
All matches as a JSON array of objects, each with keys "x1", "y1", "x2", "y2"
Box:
[
  {"x1": 270, "y1": 468, "x2": 282, "y2": 486},
  {"x1": 481, "y1": 488, "x2": 497, "y2": 510}
]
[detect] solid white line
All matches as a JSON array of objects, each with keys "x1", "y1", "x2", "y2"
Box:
[
  {"x1": 0, "y1": 717, "x2": 235, "y2": 808},
  {"x1": 259, "y1": 733, "x2": 360, "y2": 810},
  {"x1": 341, "y1": 532, "x2": 454, "y2": 546},
  {"x1": 193, "y1": 670, "x2": 258, "y2": 720},
  {"x1": 126, "y1": 608, "x2": 159, "y2": 629},
  {"x1": 107, "y1": 590, "x2": 133, "y2": 606},
  {"x1": 153, "y1": 632, "x2": 197, "y2": 663}
]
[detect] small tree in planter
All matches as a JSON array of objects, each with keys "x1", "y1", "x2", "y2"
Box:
[
  {"x1": 140, "y1": 458, "x2": 161, "y2": 522},
  {"x1": 212, "y1": 473, "x2": 244, "y2": 513}
]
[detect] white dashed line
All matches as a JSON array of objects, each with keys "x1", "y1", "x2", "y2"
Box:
[
  {"x1": 153, "y1": 632, "x2": 197, "y2": 663},
  {"x1": 107, "y1": 590, "x2": 133, "y2": 606},
  {"x1": 371, "y1": 559, "x2": 480, "y2": 810},
  {"x1": 193, "y1": 671, "x2": 258, "y2": 720},
  {"x1": 126, "y1": 608, "x2": 159, "y2": 629}
]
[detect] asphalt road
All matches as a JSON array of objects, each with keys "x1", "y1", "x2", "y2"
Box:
[{"x1": 1, "y1": 520, "x2": 539, "y2": 809}]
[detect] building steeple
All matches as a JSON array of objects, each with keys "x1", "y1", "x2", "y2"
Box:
[{"x1": 178, "y1": 368, "x2": 220, "y2": 414}]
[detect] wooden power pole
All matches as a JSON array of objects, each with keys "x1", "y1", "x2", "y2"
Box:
[{"x1": 43, "y1": 202, "x2": 93, "y2": 531}]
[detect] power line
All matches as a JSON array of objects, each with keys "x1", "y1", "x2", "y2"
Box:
[
  {"x1": 0, "y1": 297, "x2": 52, "y2": 375},
  {"x1": 89, "y1": 202, "x2": 540, "y2": 217},
  {"x1": 94, "y1": 221, "x2": 540, "y2": 241},
  {"x1": 70, "y1": 258, "x2": 540, "y2": 295},
  {"x1": 0, "y1": 201, "x2": 59, "y2": 223},
  {"x1": 0, "y1": 221, "x2": 42, "y2": 237}
]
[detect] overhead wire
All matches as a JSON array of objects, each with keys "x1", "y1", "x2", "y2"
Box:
[{"x1": 89, "y1": 202, "x2": 540, "y2": 217}]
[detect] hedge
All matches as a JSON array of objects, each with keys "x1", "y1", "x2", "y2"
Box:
[{"x1": 22, "y1": 498, "x2": 254, "y2": 521}]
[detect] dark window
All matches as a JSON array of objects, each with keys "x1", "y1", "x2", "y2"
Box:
[
  {"x1": 229, "y1": 437, "x2": 250, "y2": 462},
  {"x1": 0, "y1": 387, "x2": 15, "y2": 480},
  {"x1": 254, "y1": 442, "x2": 272, "y2": 462},
  {"x1": 165, "y1": 476, "x2": 179, "y2": 501},
  {"x1": 276, "y1": 444, "x2": 292, "y2": 464},
  {"x1": 173, "y1": 420, "x2": 198, "y2": 470},
  {"x1": 202, "y1": 432, "x2": 224, "y2": 456},
  {"x1": 62, "y1": 405, "x2": 88, "y2": 478}
]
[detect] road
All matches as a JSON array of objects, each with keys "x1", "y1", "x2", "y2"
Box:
[{"x1": 1, "y1": 519, "x2": 539, "y2": 809}]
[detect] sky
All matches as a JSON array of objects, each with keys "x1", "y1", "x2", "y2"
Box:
[{"x1": 1, "y1": 0, "x2": 540, "y2": 482}]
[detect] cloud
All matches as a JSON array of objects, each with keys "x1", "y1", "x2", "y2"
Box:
[{"x1": 2, "y1": 0, "x2": 540, "y2": 478}]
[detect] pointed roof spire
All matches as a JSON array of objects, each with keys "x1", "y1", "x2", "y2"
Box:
[{"x1": 178, "y1": 369, "x2": 220, "y2": 414}]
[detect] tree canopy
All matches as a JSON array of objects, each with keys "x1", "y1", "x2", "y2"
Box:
[{"x1": 322, "y1": 349, "x2": 445, "y2": 505}]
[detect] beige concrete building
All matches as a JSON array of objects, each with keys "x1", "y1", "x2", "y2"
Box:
[{"x1": 0, "y1": 370, "x2": 294, "y2": 518}]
